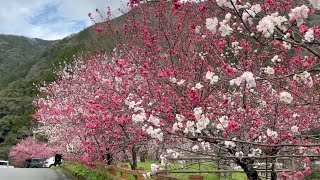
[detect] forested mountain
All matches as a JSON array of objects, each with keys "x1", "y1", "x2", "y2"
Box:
[
  {"x1": 0, "y1": 29, "x2": 95, "y2": 159},
  {"x1": 0, "y1": 8, "x2": 129, "y2": 158}
]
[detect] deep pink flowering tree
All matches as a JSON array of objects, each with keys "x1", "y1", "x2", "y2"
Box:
[
  {"x1": 33, "y1": 56, "x2": 151, "y2": 169},
  {"x1": 9, "y1": 137, "x2": 56, "y2": 166}
]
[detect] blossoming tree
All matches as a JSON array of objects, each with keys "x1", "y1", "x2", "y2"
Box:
[
  {"x1": 33, "y1": 56, "x2": 153, "y2": 169},
  {"x1": 9, "y1": 137, "x2": 56, "y2": 166},
  {"x1": 90, "y1": 0, "x2": 320, "y2": 179},
  {"x1": 33, "y1": 0, "x2": 320, "y2": 179}
]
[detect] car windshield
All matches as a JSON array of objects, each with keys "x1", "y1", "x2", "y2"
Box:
[{"x1": 0, "y1": 162, "x2": 8, "y2": 166}]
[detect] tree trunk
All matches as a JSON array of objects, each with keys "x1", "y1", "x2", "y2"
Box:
[
  {"x1": 131, "y1": 145, "x2": 138, "y2": 170},
  {"x1": 235, "y1": 158, "x2": 262, "y2": 180},
  {"x1": 140, "y1": 150, "x2": 147, "y2": 162},
  {"x1": 244, "y1": 168, "x2": 262, "y2": 180},
  {"x1": 270, "y1": 160, "x2": 277, "y2": 180}
]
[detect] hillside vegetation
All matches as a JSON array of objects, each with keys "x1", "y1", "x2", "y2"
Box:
[
  {"x1": 0, "y1": 11, "x2": 128, "y2": 158},
  {"x1": 0, "y1": 29, "x2": 96, "y2": 159}
]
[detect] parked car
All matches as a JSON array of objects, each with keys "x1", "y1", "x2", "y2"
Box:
[
  {"x1": 43, "y1": 157, "x2": 55, "y2": 168},
  {"x1": 24, "y1": 158, "x2": 46, "y2": 168},
  {"x1": 0, "y1": 160, "x2": 9, "y2": 168},
  {"x1": 44, "y1": 154, "x2": 63, "y2": 168},
  {"x1": 0, "y1": 160, "x2": 14, "y2": 168}
]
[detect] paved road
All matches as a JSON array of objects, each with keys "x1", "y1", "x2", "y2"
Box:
[{"x1": 0, "y1": 168, "x2": 69, "y2": 180}]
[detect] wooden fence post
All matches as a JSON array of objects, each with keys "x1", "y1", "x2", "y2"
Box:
[
  {"x1": 121, "y1": 164, "x2": 129, "y2": 180},
  {"x1": 189, "y1": 175, "x2": 204, "y2": 180},
  {"x1": 110, "y1": 165, "x2": 117, "y2": 176},
  {"x1": 135, "y1": 167, "x2": 145, "y2": 180}
]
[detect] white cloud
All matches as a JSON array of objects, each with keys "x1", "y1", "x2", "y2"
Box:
[{"x1": 0, "y1": 0, "x2": 128, "y2": 40}]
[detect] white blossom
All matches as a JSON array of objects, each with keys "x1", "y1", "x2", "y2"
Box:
[
  {"x1": 205, "y1": 71, "x2": 219, "y2": 85},
  {"x1": 224, "y1": 141, "x2": 236, "y2": 148},
  {"x1": 184, "y1": 121, "x2": 195, "y2": 135},
  {"x1": 257, "y1": 15, "x2": 275, "y2": 38},
  {"x1": 193, "y1": 107, "x2": 202, "y2": 120},
  {"x1": 148, "y1": 115, "x2": 160, "y2": 127},
  {"x1": 242, "y1": 4, "x2": 261, "y2": 21},
  {"x1": 206, "y1": 17, "x2": 218, "y2": 34},
  {"x1": 235, "y1": 151, "x2": 244, "y2": 158},
  {"x1": 199, "y1": 52, "x2": 206, "y2": 60},
  {"x1": 271, "y1": 55, "x2": 281, "y2": 63},
  {"x1": 151, "y1": 164, "x2": 159, "y2": 173},
  {"x1": 283, "y1": 41, "x2": 292, "y2": 50},
  {"x1": 146, "y1": 126, "x2": 154, "y2": 134},
  {"x1": 195, "y1": 83, "x2": 204, "y2": 89},
  {"x1": 241, "y1": 72, "x2": 256, "y2": 88},
  {"x1": 205, "y1": 71, "x2": 214, "y2": 80},
  {"x1": 289, "y1": 5, "x2": 309, "y2": 27},
  {"x1": 266, "y1": 129, "x2": 278, "y2": 138},
  {"x1": 192, "y1": 145, "x2": 199, "y2": 152},
  {"x1": 257, "y1": 13, "x2": 287, "y2": 38},
  {"x1": 291, "y1": 125, "x2": 299, "y2": 133},
  {"x1": 128, "y1": 101, "x2": 136, "y2": 109},
  {"x1": 219, "y1": 24, "x2": 233, "y2": 36},
  {"x1": 170, "y1": 77, "x2": 177, "y2": 83},
  {"x1": 196, "y1": 115, "x2": 210, "y2": 133},
  {"x1": 195, "y1": 26, "x2": 201, "y2": 34},
  {"x1": 259, "y1": 100, "x2": 267, "y2": 107},
  {"x1": 142, "y1": 173, "x2": 151, "y2": 179},
  {"x1": 177, "y1": 79, "x2": 185, "y2": 86},
  {"x1": 279, "y1": 91, "x2": 293, "y2": 103},
  {"x1": 225, "y1": 13, "x2": 232, "y2": 21},
  {"x1": 176, "y1": 114, "x2": 185, "y2": 122},
  {"x1": 132, "y1": 112, "x2": 146, "y2": 123},
  {"x1": 230, "y1": 77, "x2": 242, "y2": 86},
  {"x1": 262, "y1": 66, "x2": 275, "y2": 75},
  {"x1": 273, "y1": 15, "x2": 288, "y2": 31},
  {"x1": 293, "y1": 113, "x2": 300, "y2": 118},
  {"x1": 146, "y1": 126, "x2": 163, "y2": 141},
  {"x1": 305, "y1": 29, "x2": 314, "y2": 42},
  {"x1": 294, "y1": 71, "x2": 313, "y2": 87},
  {"x1": 201, "y1": 141, "x2": 211, "y2": 151},
  {"x1": 172, "y1": 123, "x2": 179, "y2": 132},
  {"x1": 217, "y1": 116, "x2": 229, "y2": 130},
  {"x1": 216, "y1": 0, "x2": 237, "y2": 9}
]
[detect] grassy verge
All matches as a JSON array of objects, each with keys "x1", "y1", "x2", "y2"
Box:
[
  {"x1": 122, "y1": 161, "x2": 246, "y2": 180},
  {"x1": 58, "y1": 161, "x2": 247, "y2": 180},
  {"x1": 59, "y1": 162, "x2": 107, "y2": 180}
]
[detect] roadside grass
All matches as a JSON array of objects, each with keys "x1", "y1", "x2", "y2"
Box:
[
  {"x1": 60, "y1": 161, "x2": 247, "y2": 180},
  {"x1": 60, "y1": 162, "x2": 107, "y2": 180},
  {"x1": 122, "y1": 161, "x2": 246, "y2": 180}
]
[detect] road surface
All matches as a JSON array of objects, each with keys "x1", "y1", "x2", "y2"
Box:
[{"x1": 0, "y1": 168, "x2": 69, "y2": 180}]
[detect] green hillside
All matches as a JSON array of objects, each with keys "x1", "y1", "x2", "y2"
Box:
[
  {"x1": 0, "y1": 28, "x2": 97, "y2": 159},
  {"x1": 0, "y1": 10, "x2": 131, "y2": 159}
]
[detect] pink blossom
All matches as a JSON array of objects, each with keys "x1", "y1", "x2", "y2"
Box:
[
  {"x1": 303, "y1": 157, "x2": 310, "y2": 164},
  {"x1": 279, "y1": 172, "x2": 290, "y2": 179},
  {"x1": 304, "y1": 167, "x2": 312, "y2": 175}
]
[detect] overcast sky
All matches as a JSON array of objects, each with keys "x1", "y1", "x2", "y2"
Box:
[{"x1": 0, "y1": 0, "x2": 129, "y2": 40}]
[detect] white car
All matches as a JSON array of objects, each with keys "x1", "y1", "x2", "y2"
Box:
[
  {"x1": 0, "y1": 160, "x2": 14, "y2": 168},
  {"x1": 43, "y1": 157, "x2": 55, "y2": 168}
]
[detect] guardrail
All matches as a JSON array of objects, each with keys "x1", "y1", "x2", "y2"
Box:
[{"x1": 98, "y1": 164, "x2": 204, "y2": 180}]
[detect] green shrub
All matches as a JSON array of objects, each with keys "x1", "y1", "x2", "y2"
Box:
[{"x1": 61, "y1": 162, "x2": 107, "y2": 180}]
